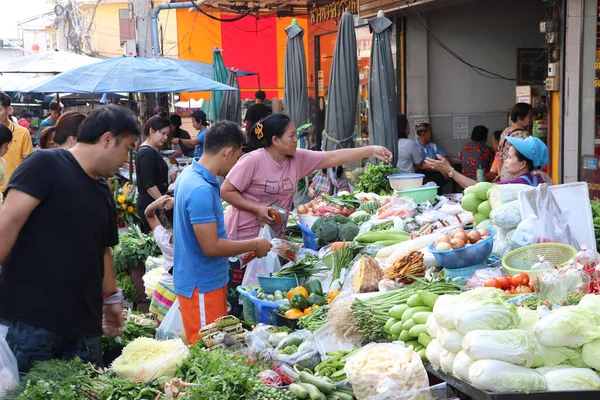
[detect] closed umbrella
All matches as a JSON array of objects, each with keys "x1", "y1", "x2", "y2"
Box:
[
  {"x1": 218, "y1": 69, "x2": 241, "y2": 123},
  {"x1": 284, "y1": 19, "x2": 308, "y2": 129},
  {"x1": 205, "y1": 49, "x2": 229, "y2": 121},
  {"x1": 368, "y1": 10, "x2": 398, "y2": 163},
  {"x1": 323, "y1": 9, "x2": 358, "y2": 151}
]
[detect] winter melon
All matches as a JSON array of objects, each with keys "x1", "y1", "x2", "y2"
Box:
[
  {"x1": 474, "y1": 182, "x2": 493, "y2": 201},
  {"x1": 461, "y1": 193, "x2": 482, "y2": 213},
  {"x1": 477, "y1": 200, "x2": 492, "y2": 218}
]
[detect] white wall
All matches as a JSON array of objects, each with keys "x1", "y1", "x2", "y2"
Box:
[{"x1": 405, "y1": 0, "x2": 546, "y2": 158}]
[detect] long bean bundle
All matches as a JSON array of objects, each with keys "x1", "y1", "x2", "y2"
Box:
[
  {"x1": 350, "y1": 279, "x2": 463, "y2": 340},
  {"x1": 273, "y1": 254, "x2": 328, "y2": 278}
]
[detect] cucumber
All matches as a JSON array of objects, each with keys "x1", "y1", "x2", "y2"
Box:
[
  {"x1": 409, "y1": 324, "x2": 428, "y2": 338},
  {"x1": 417, "y1": 290, "x2": 439, "y2": 308},
  {"x1": 384, "y1": 318, "x2": 398, "y2": 333},
  {"x1": 299, "y1": 371, "x2": 336, "y2": 395},
  {"x1": 401, "y1": 306, "x2": 432, "y2": 323},
  {"x1": 331, "y1": 391, "x2": 354, "y2": 400},
  {"x1": 407, "y1": 293, "x2": 426, "y2": 307},
  {"x1": 300, "y1": 383, "x2": 323, "y2": 400},
  {"x1": 390, "y1": 320, "x2": 403, "y2": 335},
  {"x1": 399, "y1": 330, "x2": 412, "y2": 342},
  {"x1": 418, "y1": 348, "x2": 427, "y2": 361},
  {"x1": 402, "y1": 318, "x2": 417, "y2": 333},
  {"x1": 336, "y1": 389, "x2": 354, "y2": 396},
  {"x1": 327, "y1": 396, "x2": 341, "y2": 400},
  {"x1": 389, "y1": 304, "x2": 410, "y2": 320},
  {"x1": 290, "y1": 383, "x2": 310, "y2": 399},
  {"x1": 413, "y1": 311, "x2": 433, "y2": 325},
  {"x1": 418, "y1": 333, "x2": 432, "y2": 347}
]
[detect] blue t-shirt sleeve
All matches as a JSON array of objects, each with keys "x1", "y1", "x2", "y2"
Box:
[
  {"x1": 198, "y1": 130, "x2": 206, "y2": 144},
  {"x1": 436, "y1": 145, "x2": 446, "y2": 157},
  {"x1": 187, "y1": 185, "x2": 217, "y2": 225}
]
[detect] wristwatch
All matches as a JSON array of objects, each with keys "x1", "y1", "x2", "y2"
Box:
[{"x1": 448, "y1": 170, "x2": 454, "y2": 178}]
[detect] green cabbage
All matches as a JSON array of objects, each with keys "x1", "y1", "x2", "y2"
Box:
[
  {"x1": 454, "y1": 303, "x2": 520, "y2": 335},
  {"x1": 578, "y1": 295, "x2": 600, "y2": 324},
  {"x1": 582, "y1": 337, "x2": 600, "y2": 370},
  {"x1": 534, "y1": 306, "x2": 600, "y2": 347},
  {"x1": 462, "y1": 329, "x2": 536, "y2": 367},
  {"x1": 469, "y1": 360, "x2": 547, "y2": 393},
  {"x1": 533, "y1": 345, "x2": 586, "y2": 368},
  {"x1": 543, "y1": 368, "x2": 600, "y2": 391},
  {"x1": 517, "y1": 307, "x2": 539, "y2": 333}
]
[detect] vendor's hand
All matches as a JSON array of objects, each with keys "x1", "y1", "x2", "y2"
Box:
[
  {"x1": 255, "y1": 206, "x2": 275, "y2": 226},
  {"x1": 172, "y1": 138, "x2": 180, "y2": 144},
  {"x1": 371, "y1": 146, "x2": 393, "y2": 163},
  {"x1": 102, "y1": 303, "x2": 124, "y2": 337},
  {"x1": 424, "y1": 154, "x2": 453, "y2": 174},
  {"x1": 254, "y1": 238, "x2": 272, "y2": 258}
]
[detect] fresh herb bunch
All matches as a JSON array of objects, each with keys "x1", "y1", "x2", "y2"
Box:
[
  {"x1": 273, "y1": 254, "x2": 328, "y2": 278},
  {"x1": 115, "y1": 272, "x2": 136, "y2": 303},
  {"x1": 111, "y1": 225, "x2": 161, "y2": 274},
  {"x1": 355, "y1": 163, "x2": 399, "y2": 195},
  {"x1": 97, "y1": 378, "x2": 162, "y2": 400},
  {"x1": 322, "y1": 193, "x2": 361, "y2": 209},
  {"x1": 592, "y1": 199, "x2": 600, "y2": 251},
  {"x1": 101, "y1": 317, "x2": 157, "y2": 356}
]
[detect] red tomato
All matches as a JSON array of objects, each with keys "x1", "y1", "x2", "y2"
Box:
[
  {"x1": 518, "y1": 273, "x2": 530, "y2": 286},
  {"x1": 496, "y1": 276, "x2": 512, "y2": 291},
  {"x1": 511, "y1": 274, "x2": 524, "y2": 287},
  {"x1": 528, "y1": 279, "x2": 536, "y2": 292},
  {"x1": 515, "y1": 286, "x2": 532, "y2": 294},
  {"x1": 484, "y1": 278, "x2": 502, "y2": 289}
]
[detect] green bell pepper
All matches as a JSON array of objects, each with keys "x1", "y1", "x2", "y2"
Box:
[
  {"x1": 307, "y1": 293, "x2": 326, "y2": 307},
  {"x1": 304, "y1": 279, "x2": 324, "y2": 296},
  {"x1": 290, "y1": 293, "x2": 308, "y2": 310},
  {"x1": 278, "y1": 304, "x2": 292, "y2": 314}
]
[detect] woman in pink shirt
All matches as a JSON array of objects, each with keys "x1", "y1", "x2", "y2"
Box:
[{"x1": 221, "y1": 113, "x2": 392, "y2": 240}]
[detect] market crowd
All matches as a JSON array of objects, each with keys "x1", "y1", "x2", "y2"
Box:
[{"x1": 0, "y1": 90, "x2": 549, "y2": 373}]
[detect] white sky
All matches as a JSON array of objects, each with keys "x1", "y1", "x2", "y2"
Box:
[{"x1": 0, "y1": 0, "x2": 54, "y2": 39}]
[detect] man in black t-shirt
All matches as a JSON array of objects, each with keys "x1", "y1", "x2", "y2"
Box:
[
  {"x1": 0, "y1": 105, "x2": 141, "y2": 373},
  {"x1": 243, "y1": 90, "x2": 272, "y2": 138}
]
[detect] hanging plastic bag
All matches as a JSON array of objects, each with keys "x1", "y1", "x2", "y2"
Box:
[
  {"x1": 539, "y1": 270, "x2": 568, "y2": 304},
  {"x1": 271, "y1": 239, "x2": 303, "y2": 263},
  {"x1": 531, "y1": 185, "x2": 579, "y2": 247},
  {"x1": 273, "y1": 330, "x2": 321, "y2": 370},
  {"x1": 0, "y1": 325, "x2": 18, "y2": 397},
  {"x1": 532, "y1": 255, "x2": 553, "y2": 271},
  {"x1": 559, "y1": 261, "x2": 591, "y2": 294},
  {"x1": 241, "y1": 226, "x2": 281, "y2": 287},
  {"x1": 576, "y1": 245, "x2": 600, "y2": 265},
  {"x1": 155, "y1": 299, "x2": 186, "y2": 342}
]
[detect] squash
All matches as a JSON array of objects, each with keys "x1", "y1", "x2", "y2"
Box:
[{"x1": 353, "y1": 255, "x2": 384, "y2": 293}]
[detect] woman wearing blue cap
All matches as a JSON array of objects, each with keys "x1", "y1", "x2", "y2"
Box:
[{"x1": 425, "y1": 136, "x2": 549, "y2": 189}]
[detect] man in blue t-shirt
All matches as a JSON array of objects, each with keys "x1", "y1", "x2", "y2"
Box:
[
  {"x1": 172, "y1": 110, "x2": 208, "y2": 159},
  {"x1": 173, "y1": 120, "x2": 271, "y2": 345},
  {"x1": 37, "y1": 102, "x2": 62, "y2": 138}
]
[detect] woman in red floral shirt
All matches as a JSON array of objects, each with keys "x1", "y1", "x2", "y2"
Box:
[{"x1": 460, "y1": 125, "x2": 495, "y2": 179}]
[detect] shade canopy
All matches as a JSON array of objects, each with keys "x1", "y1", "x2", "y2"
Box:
[
  {"x1": 284, "y1": 20, "x2": 308, "y2": 130},
  {"x1": 323, "y1": 10, "x2": 358, "y2": 151},
  {"x1": 218, "y1": 69, "x2": 242, "y2": 123},
  {"x1": 17, "y1": 56, "x2": 237, "y2": 94},
  {"x1": 151, "y1": 57, "x2": 257, "y2": 79},
  {"x1": 368, "y1": 12, "x2": 398, "y2": 164},
  {"x1": 205, "y1": 49, "x2": 229, "y2": 121},
  {"x1": 0, "y1": 51, "x2": 101, "y2": 74}
]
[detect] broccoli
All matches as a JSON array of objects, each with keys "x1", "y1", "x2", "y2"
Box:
[
  {"x1": 311, "y1": 218, "x2": 325, "y2": 233},
  {"x1": 317, "y1": 222, "x2": 339, "y2": 243},
  {"x1": 337, "y1": 222, "x2": 360, "y2": 241},
  {"x1": 332, "y1": 214, "x2": 349, "y2": 224}
]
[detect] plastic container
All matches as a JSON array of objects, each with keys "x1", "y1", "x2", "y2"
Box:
[
  {"x1": 276, "y1": 312, "x2": 299, "y2": 330},
  {"x1": 297, "y1": 222, "x2": 317, "y2": 250},
  {"x1": 442, "y1": 263, "x2": 488, "y2": 283},
  {"x1": 502, "y1": 243, "x2": 577, "y2": 278},
  {"x1": 236, "y1": 286, "x2": 256, "y2": 322},
  {"x1": 429, "y1": 229, "x2": 496, "y2": 269},
  {"x1": 257, "y1": 274, "x2": 299, "y2": 293},
  {"x1": 396, "y1": 186, "x2": 438, "y2": 204},
  {"x1": 387, "y1": 173, "x2": 425, "y2": 191},
  {"x1": 248, "y1": 291, "x2": 288, "y2": 325},
  {"x1": 298, "y1": 214, "x2": 320, "y2": 229}
]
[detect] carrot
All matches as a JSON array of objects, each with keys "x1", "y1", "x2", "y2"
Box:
[{"x1": 331, "y1": 241, "x2": 348, "y2": 251}]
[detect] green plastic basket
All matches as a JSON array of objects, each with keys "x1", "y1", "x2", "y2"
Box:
[
  {"x1": 396, "y1": 186, "x2": 438, "y2": 204},
  {"x1": 502, "y1": 243, "x2": 577, "y2": 278}
]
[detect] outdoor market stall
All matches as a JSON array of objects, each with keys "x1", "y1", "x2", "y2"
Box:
[{"x1": 4, "y1": 160, "x2": 600, "y2": 400}]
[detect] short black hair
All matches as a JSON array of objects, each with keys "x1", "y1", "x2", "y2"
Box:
[
  {"x1": 153, "y1": 106, "x2": 168, "y2": 118},
  {"x1": 416, "y1": 123, "x2": 430, "y2": 137},
  {"x1": 255, "y1": 90, "x2": 266, "y2": 100},
  {"x1": 49, "y1": 102, "x2": 61, "y2": 111},
  {"x1": 397, "y1": 113, "x2": 408, "y2": 139},
  {"x1": 493, "y1": 130, "x2": 502, "y2": 142},
  {"x1": 144, "y1": 115, "x2": 170, "y2": 137},
  {"x1": 248, "y1": 113, "x2": 291, "y2": 150},
  {"x1": 191, "y1": 110, "x2": 207, "y2": 125},
  {"x1": 0, "y1": 92, "x2": 11, "y2": 108},
  {"x1": 514, "y1": 146, "x2": 535, "y2": 171},
  {"x1": 510, "y1": 103, "x2": 532, "y2": 123},
  {"x1": 77, "y1": 105, "x2": 141, "y2": 144},
  {"x1": 471, "y1": 125, "x2": 489, "y2": 142},
  {"x1": 170, "y1": 114, "x2": 182, "y2": 126},
  {"x1": 203, "y1": 120, "x2": 245, "y2": 154},
  {"x1": 0, "y1": 124, "x2": 13, "y2": 146},
  {"x1": 23, "y1": 112, "x2": 33, "y2": 119}
]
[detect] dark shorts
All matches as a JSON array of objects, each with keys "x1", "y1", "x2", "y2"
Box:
[
  {"x1": 0, "y1": 318, "x2": 102, "y2": 374},
  {"x1": 227, "y1": 258, "x2": 245, "y2": 318}
]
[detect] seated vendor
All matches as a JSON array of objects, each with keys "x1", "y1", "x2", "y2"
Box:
[{"x1": 425, "y1": 136, "x2": 549, "y2": 189}]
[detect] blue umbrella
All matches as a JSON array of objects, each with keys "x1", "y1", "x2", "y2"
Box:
[
  {"x1": 151, "y1": 57, "x2": 257, "y2": 79},
  {"x1": 205, "y1": 49, "x2": 229, "y2": 121},
  {"x1": 19, "y1": 56, "x2": 237, "y2": 93}
]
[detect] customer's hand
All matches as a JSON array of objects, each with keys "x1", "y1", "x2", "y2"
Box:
[
  {"x1": 255, "y1": 206, "x2": 275, "y2": 226},
  {"x1": 172, "y1": 138, "x2": 180, "y2": 144},
  {"x1": 424, "y1": 154, "x2": 453, "y2": 174},
  {"x1": 254, "y1": 238, "x2": 273, "y2": 258},
  {"x1": 102, "y1": 303, "x2": 124, "y2": 337},
  {"x1": 371, "y1": 146, "x2": 393, "y2": 163}
]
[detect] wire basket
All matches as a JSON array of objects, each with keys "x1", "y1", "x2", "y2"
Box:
[{"x1": 502, "y1": 243, "x2": 577, "y2": 277}]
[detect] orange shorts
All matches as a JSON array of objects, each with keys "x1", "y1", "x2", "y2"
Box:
[{"x1": 177, "y1": 285, "x2": 228, "y2": 345}]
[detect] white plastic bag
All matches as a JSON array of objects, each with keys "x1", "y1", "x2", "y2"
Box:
[
  {"x1": 142, "y1": 267, "x2": 164, "y2": 299},
  {"x1": 155, "y1": 299, "x2": 186, "y2": 342},
  {"x1": 0, "y1": 325, "x2": 18, "y2": 397},
  {"x1": 242, "y1": 226, "x2": 281, "y2": 287},
  {"x1": 273, "y1": 330, "x2": 321, "y2": 370}
]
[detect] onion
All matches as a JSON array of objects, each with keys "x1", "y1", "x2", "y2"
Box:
[
  {"x1": 435, "y1": 242, "x2": 452, "y2": 252},
  {"x1": 450, "y1": 238, "x2": 465, "y2": 249},
  {"x1": 452, "y1": 227, "x2": 465, "y2": 237},
  {"x1": 297, "y1": 204, "x2": 308, "y2": 214},
  {"x1": 477, "y1": 228, "x2": 489, "y2": 237},
  {"x1": 453, "y1": 231, "x2": 469, "y2": 243},
  {"x1": 435, "y1": 235, "x2": 451, "y2": 246},
  {"x1": 468, "y1": 230, "x2": 482, "y2": 244}
]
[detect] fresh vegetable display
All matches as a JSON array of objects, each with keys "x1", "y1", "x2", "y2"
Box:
[
  {"x1": 298, "y1": 305, "x2": 328, "y2": 331},
  {"x1": 460, "y1": 182, "x2": 493, "y2": 227},
  {"x1": 312, "y1": 215, "x2": 360, "y2": 245},
  {"x1": 483, "y1": 272, "x2": 536, "y2": 294},
  {"x1": 314, "y1": 349, "x2": 358, "y2": 383},
  {"x1": 355, "y1": 163, "x2": 399, "y2": 195},
  {"x1": 433, "y1": 227, "x2": 490, "y2": 251},
  {"x1": 274, "y1": 254, "x2": 327, "y2": 278}
]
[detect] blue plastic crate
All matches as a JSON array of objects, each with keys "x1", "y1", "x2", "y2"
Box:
[
  {"x1": 248, "y1": 290, "x2": 289, "y2": 325},
  {"x1": 297, "y1": 222, "x2": 317, "y2": 250}
]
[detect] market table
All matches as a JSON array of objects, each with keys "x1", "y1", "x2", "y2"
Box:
[{"x1": 426, "y1": 365, "x2": 600, "y2": 400}]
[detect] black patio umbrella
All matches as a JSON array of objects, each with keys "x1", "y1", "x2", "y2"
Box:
[
  {"x1": 219, "y1": 69, "x2": 242, "y2": 124},
  {"x1": 368, "y1": 10, "x2": 398, "y2": 163},
  {"x1": 323, "y1": 9, "x2": 358, "y2": 151},
  {"x1": 284, "y1": 19, "x2": 308, "y2": 130}
]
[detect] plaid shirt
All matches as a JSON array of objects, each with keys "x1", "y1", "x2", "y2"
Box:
[{"x1": 311, "y1": 169, "x2": 351, "y2": 198}]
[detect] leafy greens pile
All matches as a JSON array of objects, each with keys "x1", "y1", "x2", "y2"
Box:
[{"x1": 355, "y1": 164, "x2": 399, "y2": 195}]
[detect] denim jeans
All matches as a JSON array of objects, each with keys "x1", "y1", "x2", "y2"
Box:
[{"x1": 0, "y1": 318, "x2": 102, "y2": 374}]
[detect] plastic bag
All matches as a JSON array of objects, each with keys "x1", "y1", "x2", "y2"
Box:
[
  {"x1": 376, "y1": 197, "x2": 417, "y2": 220},
  {"x1": 466, "y1": 267, "x2": 503, "y2": 289},
  {"x1": 259, "y1": 370, "x2": 283, "y2": 387},
  {"x1": 532, "y1": 255, "x2": 553, "y2": 271},
  {"x1": 241, "y1": 226, "x2": 281, "y2": 287},
  {"x1": 155, "y1": 299, "x2": 186, "y2": 342},
  {"x1": 576, "y1": 245, "x2": 600, "y2": 265},
  {"x1": 0, "y1": 325, "x2": 18, "y2": 397},
  {"x1": 559, "y1": 261, "x2": 591, "y2": 294},
  {"x1": 271, "y1": 239, "x2": 302, "y2": 263},
  {"x1": 142, "y1": 267, "x2": 164, "y2": 299},
  {"x1": 539, "y1": 270, "x2": 568, "y2": 304},
  {"x1": 273, "y1": 330, "x2": 321, "y2": 369},
  {"x1": 531, "y1": 184, "x2": 579, "y2": 247}
]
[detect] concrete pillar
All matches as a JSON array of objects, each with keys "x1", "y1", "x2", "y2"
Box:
[{"x1": 405, "y1": 14, "x2": 429, "y2": 131}]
